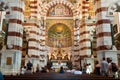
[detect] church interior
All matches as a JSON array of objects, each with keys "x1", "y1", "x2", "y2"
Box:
[{"x1": 0, "y1": 0, "x2": 120, "y2": 79}]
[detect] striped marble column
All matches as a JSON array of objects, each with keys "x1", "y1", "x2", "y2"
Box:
[
  {"x1": 79, "y1": 0, "x2": 91, "y2": 57},
  {"x1": 95, "y1": 0, "x2": 118, "y2": 63},
  {"x1": 23, "y1": 20, "x2": 40, "y2": 58},
  {"x1": 95, "y1": 0, "x2": 113, "y2": 51},
  {"x1": 1, "y1": 0, "x2": 25, "y2": 75},
  {"x1": 23, "y1": 19, "x2": 41, "y2": 72},
  {"x1": 7, "y1": 0, "x2": 24, "y2": 51},
  {"x1": 82, "y1": 0, "x2": 89, "y2": 19},
  {"x1": 30, "y1": 0, "x2": 37, "y2": 18},
  {"x1": 39, "y1": 26, "x2": 47, "y2": 67},
  {"x1": 72, "y1": 24, "x2": 80, "y2": 68}
]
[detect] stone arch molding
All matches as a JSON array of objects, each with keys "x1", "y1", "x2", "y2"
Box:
[
  {"x1": 42, "y1": 0, "x2": 79, "y2": 16},
  {"x1": 107, "y1": 0, "x2": 120, "y2": 16},
  {"x1": 47, "y1": 21, "x2": 72, "y2": 32}
]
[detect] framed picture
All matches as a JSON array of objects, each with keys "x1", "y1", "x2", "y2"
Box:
[{"x1": 6, "y1": 57, "x2": 12, "y2": 65}]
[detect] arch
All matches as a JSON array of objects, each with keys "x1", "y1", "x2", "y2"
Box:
[
  {"x1": 42, "y1": 0, "x2": 79, "y2": 16},
  {"x1": 107, "y1": 0, "x2": 120, "y2": 16}
]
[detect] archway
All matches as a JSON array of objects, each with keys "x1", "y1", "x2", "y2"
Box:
[
  {"x1": 41, "y1": 0, "x2": 79, "y2": 16},
  {"x1": 41, "y1": 0, "x2": 80, "y2": 69},
  {"x1": 47, "y1": 23, "x2": 72, "y2": 69}
]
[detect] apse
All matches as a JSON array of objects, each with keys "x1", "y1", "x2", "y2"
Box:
[{"x1": 47, "y1": 23, "x2": 72, "y2": 48}]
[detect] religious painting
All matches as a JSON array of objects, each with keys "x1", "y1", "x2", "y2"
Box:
[
  {"x1": 55, "y1": 5, "x2": 63, "y2": 16},
  {"x1": 47, "y1": 4, "x2": 73, "y2": 17},
  {"x1": 6, "y1": 57, "x2": 12, "y2": 65}
]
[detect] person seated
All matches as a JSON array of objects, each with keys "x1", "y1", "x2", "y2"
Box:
[
  {"x1": 66, "y1": 70, "x2": 71, "y2": 73},
  {"x1": 71, "y1": 69, "x2": 76, "y2": 73},
  {"x1": 59, "y1": 66, "x2": 64, "y2": 74},
  {"x1": 41, "y1": 67, "x2": 47, "y2": 73},
  {"x1": 72, "y1": 68, "x2": 82, "y2": 75},
  {"x1": 74, "y1": 71, "x2": 82, "y2": 75}
]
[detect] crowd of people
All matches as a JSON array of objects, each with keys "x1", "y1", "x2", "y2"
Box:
[
  {"x1": 20, "y1": 60, "x2": 50, "y2": 75},
  {"x1": 0, "y1": 57, "x2": 119, "y2": 80},
  {"x1": 19, "y1": 58, "x2": 119, "y2": 79},
  {"x1": 71, "y1": 57, "x2": 119, "y2": 78},
  {"x1": 93, "y1": 57, "x2": 119, "y2": 78}
]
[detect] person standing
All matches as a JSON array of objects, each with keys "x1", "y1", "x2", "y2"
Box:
[
  {"x1": 59, "y1": 66, "x2": 64, "y2": 74},
  {"x1": 86, "y1": 63, "x2": 92, "y2": 74},
  {"x1": 21, "y1": 66, "x2": 26, "y2": 75},
  {"x1": 94, "y1": 61, "x2": 101, "y2": 75},
  {"x1": 107, "y1": 58, "x2": 118, "y2": 78},
  {"x1": 101, "y1": 57, "x2": 108, "y2": 76},
  {"x1": 26, "y1": 60, "x2": 33, "y2": 71},
  {"x1": 0, "y1": 71, "x2": 4, "y2": 80},
  {"x1": 36, "y1": 64, "x2": 40, "y2": 73}
]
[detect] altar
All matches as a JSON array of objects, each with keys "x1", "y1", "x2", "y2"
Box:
[
  {"x1": 51, "y1": 60, "x2": 68, "y2": 69},
  {"x1": 48, "y1": 47, "x2": 71, "y2": 70}
]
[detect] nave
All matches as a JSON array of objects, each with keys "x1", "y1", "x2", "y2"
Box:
[
  {"x1": 0, "y1": 0, "x2": 120, "y2": 79},
  {"x1": 4, "y1": 72, "x2": 119, "y2": 80}
]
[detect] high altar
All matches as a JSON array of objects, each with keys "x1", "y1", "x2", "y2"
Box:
[{"x1": 48, "y1": 48, "x2": 71, "y2": 69}]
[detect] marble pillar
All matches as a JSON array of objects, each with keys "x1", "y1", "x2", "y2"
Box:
[{"x1": 0, "y1": 50, "x2": 22, "y2": 75}]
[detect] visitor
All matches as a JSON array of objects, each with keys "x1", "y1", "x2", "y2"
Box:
[
  {"x1": 86, "y1": 63, "x2": 92, "y2": 74},
  {"x1": 59, "y1": 66, "x2": 64, "y2": 73},
  {"x1": 0, "y1": 71, "x2": 4, "y2": 80},
  {"x1": 73, "y1": 68, "x2": 82, "y2": 75},
  {"x1": 101, "y1": 57, "x2": 108, "y2": 76},
  {"x1": 82, "y1": 63, "x2": 87, "y2": 74},
  {"x1": 94, "y1": 61, "x2": 101, "y2": 75},
  {"x1": 107, "y1": 58, "x2": 113, "y2": 77},
  {"x1": 107, "y1": 58, "x2": 118, "y2": 78},
  {"x1": 36, "y1": 64, "x2": 40, "y2": 73},
  {"x1": 21, "y1": 66, "x2": 26, "y2": 75},
  {"x1": 26, "y1": 60, "x2": 33, "y2": 71},
  {"x1": 41, "y1": 67, "x2": 47, "y2": 73}
]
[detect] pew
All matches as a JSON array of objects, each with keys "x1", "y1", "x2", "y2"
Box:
[{"x1": 4, "y1": 72, "x2": 119, "y2": 80}]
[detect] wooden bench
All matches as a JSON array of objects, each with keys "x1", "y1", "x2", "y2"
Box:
[{"x1": 4, "y1": 72, "x2": 119, "y2": 80}]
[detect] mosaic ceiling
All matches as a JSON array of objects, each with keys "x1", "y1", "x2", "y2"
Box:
[{"x1": 47, "y1": 23, "x2": 72, "y2": 48}]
